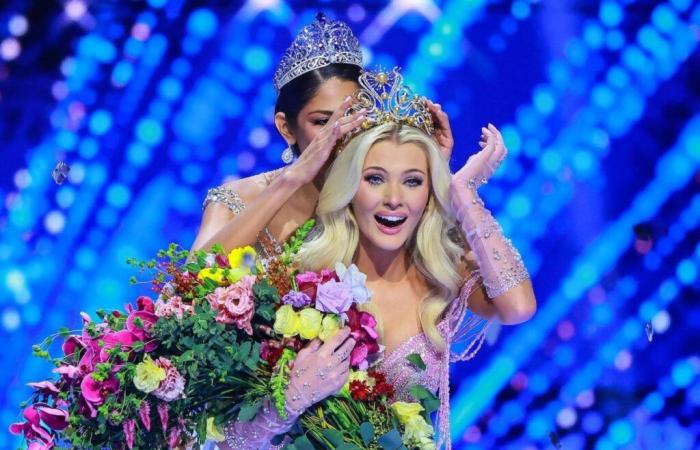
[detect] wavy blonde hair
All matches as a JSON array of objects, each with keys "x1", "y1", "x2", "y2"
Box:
[{"x1": 295, "y1": 123, "x2": 468, "y2": 349}]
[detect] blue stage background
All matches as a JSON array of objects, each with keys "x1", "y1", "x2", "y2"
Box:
[{"x1": 1, "y1": 0, "x2": 699, "y2": 448}]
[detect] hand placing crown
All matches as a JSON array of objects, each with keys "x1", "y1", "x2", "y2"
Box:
[{"x1": 342, "y1": 67, "x2": 435, "y2": 146}]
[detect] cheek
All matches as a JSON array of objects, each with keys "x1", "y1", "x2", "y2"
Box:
[
  {"x1": 352, "y1": 186, "x2": 380, "y2": 215},
  {"x1": 409, "y1": 188, "x2": 431, "y2": 218}
]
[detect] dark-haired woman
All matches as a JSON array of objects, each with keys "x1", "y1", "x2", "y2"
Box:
[{"x1": 191, "y1": 14, "x2": 453, "y2": 261}]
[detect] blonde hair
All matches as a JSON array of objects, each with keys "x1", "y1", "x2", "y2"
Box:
[{"x1": 295, "y1": 123, "x2": 467, "y2": 350}]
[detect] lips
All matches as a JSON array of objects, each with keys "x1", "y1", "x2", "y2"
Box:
[{"x1": 374, "y1": 214, "x2": 407, "y2": 228}]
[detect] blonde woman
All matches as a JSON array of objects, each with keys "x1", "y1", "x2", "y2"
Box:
[{"x1": 219, "y1": 70, "x2": 535, "y2": 449}]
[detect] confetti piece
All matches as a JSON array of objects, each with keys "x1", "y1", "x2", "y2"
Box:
[
  {"x1": 52, "y1": 161, "x2": 70, "y2": 185},
  {"x1": 645, "y1": 323, "x2": 654, "y2": 342},
  {"x1": 548, "y1": 431, "x2": 562, "y2": 449}
]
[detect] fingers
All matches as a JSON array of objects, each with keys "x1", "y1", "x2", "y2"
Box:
[
  {"x1": 320, "y1": 327, "x2": 352, "y2": 356},
  {"x1": 328, "y1": 96, "x2": 355, "y2": 124},
  {"x1": 332, "y1": 335, "x2": 356, "y2": 363}
]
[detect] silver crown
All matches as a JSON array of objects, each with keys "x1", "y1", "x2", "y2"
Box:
[
  {"x1": 273, "y1": 13, "x2": 363, "y2": 93},
  {"x1": 343, "y1": 67, "x2": 435, "y2": 144}
]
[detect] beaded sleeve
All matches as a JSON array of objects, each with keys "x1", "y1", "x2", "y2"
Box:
[
  {"x1": 452, "y1": 190, "x2": 529, "y2": 299},
  {"x1": 219, "y1": 398, "x2": 296, "y2": 450}
]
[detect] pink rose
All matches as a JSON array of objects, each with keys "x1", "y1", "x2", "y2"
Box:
[
  {"x1": 153, "y1": 357, "x2": 185, "y2": 402},
  {"x1": 206, "y1": 275, "x2": 256, "y2": 334},
  {"x1": 315, "y1": 280, "x2": 354, "y2": 314},
  {"x1": 154, "y1": 295, "x2": 193, "y2": 320}
]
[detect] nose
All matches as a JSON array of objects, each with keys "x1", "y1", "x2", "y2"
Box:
[{"x1": 383, "y1": 182, "x2": 403, "y2": 209}]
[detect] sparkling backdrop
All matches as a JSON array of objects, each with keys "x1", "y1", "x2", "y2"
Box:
[{"x1": 1, "y1": 1, "x2": 699, "y2": 449}]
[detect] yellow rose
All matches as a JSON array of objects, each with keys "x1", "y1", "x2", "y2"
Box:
[
  {"x1": 298, "y1": 308, "x2": 322, "y2": 340},
  {"x1": 391, "y1": 401, "x2": 424, "y2": 425},
  {"x1": 228, "y1": 246, "x2": 258, "y2": 269},
  {"x1": 274, "y1": 305, "x2": 300, "y2": 337},
  {"x1": 197, "y1": 267, "x2": 227, "y2": 285},
  {"x1": 403, "y1": 415, "x2": 435, "y2": 450},
  {"x1": 133, "y1": 356, "x2": 167, "y2": 393},
  {"x1": 318, "y1": 314, "x2": 341, "y2": 342},
  {"x1": 206, "y1": 417, "x2": 226, "y2": 443}
]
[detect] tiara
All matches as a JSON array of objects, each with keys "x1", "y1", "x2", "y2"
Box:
[
  {"x1": 343, "y1": 67, "x2": 435, "y2": 143},
  {"x1": 273, "y1": 13, "x2": 363, "y2": 93}
]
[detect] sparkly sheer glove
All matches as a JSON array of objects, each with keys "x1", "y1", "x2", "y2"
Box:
[
  {"x1": 449, "y1": 124, "x2": 530, "y2": 298},
  {"x1": 222, "y1": 329, "x2": 355, "y2": 449}
]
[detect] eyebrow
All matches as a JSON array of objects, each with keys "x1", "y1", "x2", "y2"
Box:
[
  {"x1": 307, "y1": 110, "x2": 334, "y2": 116},
  {"x1": 364, "y1": 166, "x2": 427, "y2": 176}
]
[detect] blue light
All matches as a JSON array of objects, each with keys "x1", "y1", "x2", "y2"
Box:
[
  {"x1": 147, "y1": 0, "x2": 167, "y2": 7},
  {"x1": 525, "y1": 412, "x2": 549, "y2": 439},
  {"x1": 56, "y1": 130, "x2": 78, "y2": 150},
  {"x1": 79, "y1": 137, "x2": 99, "y2": 159},
  {"x1": 171, "y1": 57, "x2": 192, "y2": 78},
  {"x1": 565, "y1": 39, "x2": 588, "y2": 66},
  {"x1": 600, "y1": 2, "x2": 623, "y2": 28},
  {"x1": 672, "y1": 360, "x2": 696, "y2": 388},
  {"x1": 106, "y1": 183, "x2": 131, "y2": 209},
  {"x1": 158, "y1": 76, "x2": 183, "y2": 101},
  {"x1": 583, "y1": 23, "x2": 605, "y2": 49},
  {"x1": 652, "y1": 5, "x2": 678, "y2": 33},
  {"x1": 605, "y1": 30, "x2": 625, "y2": 50},
  {"x1": 56, "y1": 186, "x2": 75, "y2": 209},
  {"x1": 643, "y1": 392, "x2": 665, "y2": 413},
  {"x1": 112, "y1": 61, "x2": 133, "y2": 86},
  {"x1": 182, "y1": 164, "x2": 203, "y2": 184},
  {"x1": 677, "y1": 259, "x2": 697, "y2": 284},
  {"x1": 511, "y1": 1, "x2": 530, "y2": 20},
  {"x1": 136, "y1": 118, "x2": 164, "y2": 145},
  {"x1": 528, "y1": 373, "x2": 550, "y2": 395},
  {"x1": 606, "y1": 66, "x2": 629, "y2": 88},
  {"x1": 76, "y1": 247, "x2": 97, "y2": 270},
  {"x1": 554, "y1": 346, "x2": 575, "y2": 367},
  {"x1": 592, "y1": 84, "x2": 615, "y2": 109},
  {"x1": 187, "y1": 9, "x2": 218, "y2": 40},
  {"x1": 609, "y1": 419, "x2": 634, "y2": 445},
  {"x1": 582, "y1": 412, "x2": 604, "y2": 434},
  {"x1": 506, "y1": 194, "x2": 531, "y2": 219},
  {"x1": 572, "y1": 151, "x2": 596, "y2": 177},
  {"x1": 89, "y1": 110, "x2": 113, "y2": 135},
  {"x1": 97, "y1": 207, "x2": 118, "y2": 228},
  {"x1": 243, "y1": 46, "x2": 272, "y2": 73},
  {"x1": 124, "y1": 37, "x2": 144, "y2": 58},
  {"x1": 533, "y1": 86, "x2": 555, "y2": 115},
  {"x1": 548, "y1": 60, "x2": 570, "y2": 89},
  {"x1": 127, "y1": 142, "x2": 151, "y2": 167}
]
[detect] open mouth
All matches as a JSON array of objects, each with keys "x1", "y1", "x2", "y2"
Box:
[{"x1": 374, "y1": 214, "x2": 407, "y2": 228}]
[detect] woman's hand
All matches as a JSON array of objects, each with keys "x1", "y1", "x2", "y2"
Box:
[
  {"x1": 425, "y1": 99, "x2": 454, "y2": 161},
  {"x1": 285, "y1": 327, "x2": 356, "y2": 413},
  {"x1": 285, "y1": 97, "x2": 366, "y2": 186},
  {"x1": 451, "y1": 123, "x2": 507, "y2": 194}
]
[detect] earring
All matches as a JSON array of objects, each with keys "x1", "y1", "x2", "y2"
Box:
[{"x1": 281, "y1": 145, "x2": 294, "y2": 164}]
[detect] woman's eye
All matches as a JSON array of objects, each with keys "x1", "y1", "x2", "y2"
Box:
[
  {"x1": 405, "y1": 177, "x2": 424, "y2": 187},
  {"x1": 364, "y1": 174, "x2": 383, "y2": 185},
  {"x1": 313, "y1": 118, "x2": 329, "y2": 126}
]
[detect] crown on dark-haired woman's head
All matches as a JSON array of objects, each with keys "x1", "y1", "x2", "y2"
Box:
[{"x1": 273, "y1": 13, "x2": 363, "y2": 94}]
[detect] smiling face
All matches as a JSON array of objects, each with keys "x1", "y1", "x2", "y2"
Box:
[{"x1": 351, "y1": 139, "x2": 431, "y2": 255}]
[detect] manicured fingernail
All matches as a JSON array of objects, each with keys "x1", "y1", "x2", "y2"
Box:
[{"x1": 345, "y1": 96, "x2": 352, "y2": 101}]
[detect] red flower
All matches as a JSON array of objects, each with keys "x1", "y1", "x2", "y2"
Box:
[
  {"x1": 349, "y1": 380, "x2": 371, "y2": 402},
  {"x1": 136, "y1": 296, "x2": 155, "y2": 313},
  {"x1": 346, "y1": 305, "x2": 380, "y2": 369}
]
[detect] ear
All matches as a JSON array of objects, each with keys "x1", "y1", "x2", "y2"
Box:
[{"x1": 274, "y1": 112, "x2": 296, "y2": 146}]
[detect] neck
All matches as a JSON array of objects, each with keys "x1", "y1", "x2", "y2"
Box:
[{"x1": 354, "y1": 236, "x2": 412, "y2": 283}]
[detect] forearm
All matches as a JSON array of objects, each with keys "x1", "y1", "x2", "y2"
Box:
[
  {"x1": 452, "y1": 188, "x2": 535, "y2": 322},
  {"x1": 218, "y1": 398, "x2": 299, "y2": 450},
  {"x1": 193, "y1": 173, "x2": 302, "y2": 253}
]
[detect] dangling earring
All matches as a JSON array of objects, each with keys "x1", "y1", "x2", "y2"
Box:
[{"x1": 281, "y1": 145, "x2": 294, "y2": 164}]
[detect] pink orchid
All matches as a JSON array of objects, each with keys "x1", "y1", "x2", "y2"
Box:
[
  {"x1": 346, "y1": 306, "x2": 380, "y2": 369},
  {"x1": 33, "y1": 403, "x2": 69, "y2": 431},
  {"x1": 125, "y1": 310, "x2": 159, "y2": 351},
  {"x1": 53, "y1": 365, "x2": 81, "y2": 379},
  {"x1": 9, "y1": 405, "x2": 55, "y2": 449},
  {"x1": 27, "y1": 381, "x2": 60, "y2": 396},
  {"x1": 62, "y1": 335, "x2": 84, "y2": 357},
  {"x1": 80, "y1": 373, "x2": 119, "y2": 406},
  {"x1": 136, "y1": 295, "x2": 155, "y2": 313}
]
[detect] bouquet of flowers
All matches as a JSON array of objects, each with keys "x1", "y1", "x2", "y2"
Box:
[{"x1": 12, "y1": 220, "x2": 438, "y2": 450}]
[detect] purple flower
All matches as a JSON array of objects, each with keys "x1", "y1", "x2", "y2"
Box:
[
  {"x1": 315, "y1": 280, "x2": 354, "y2": 314},
  {"x1": 281, "y1": 291, "x2": 312, "y2": 308}
]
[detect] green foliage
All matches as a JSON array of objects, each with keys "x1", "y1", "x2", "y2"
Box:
[
  {"x1": 405, "y1": 353, "x2": 426, "y2": 371},
  {"x1": 282, "y1": 219, "x2": 316, "y2": 264}
]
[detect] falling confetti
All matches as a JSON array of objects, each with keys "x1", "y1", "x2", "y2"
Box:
[
  {"x1": 645, "y1": 323, "x2": 654, "y2": 342},
  {"x1": 548, "y1": 431, "x2": 562, "y2": 449},
  {"x1": 52, "y1": 161, "x2": 70, "y2": 185}
]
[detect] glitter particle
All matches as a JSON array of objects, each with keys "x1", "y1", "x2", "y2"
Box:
[{"x1": 52, "y1": 161, "x2": 71, "y2": 185}]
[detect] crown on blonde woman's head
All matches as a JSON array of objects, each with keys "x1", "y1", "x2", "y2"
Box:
[
  {"x1": 342, "y1": 67, "x2": 435, "y2": 145},
  {"x1": 273, "y1": 13, "x2": 363, "y2": 94}
]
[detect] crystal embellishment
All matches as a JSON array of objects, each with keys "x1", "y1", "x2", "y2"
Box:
[{"x1": 273, "y1": 13, "x2": 362, "y2": 93}]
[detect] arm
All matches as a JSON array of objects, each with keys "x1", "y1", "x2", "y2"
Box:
[
  {"x1": 450, "y1": 124, "x2": 537, "y2": 325},
  {"x1": 191, "y1": 173, "x2": 302, "y2": 254}
]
